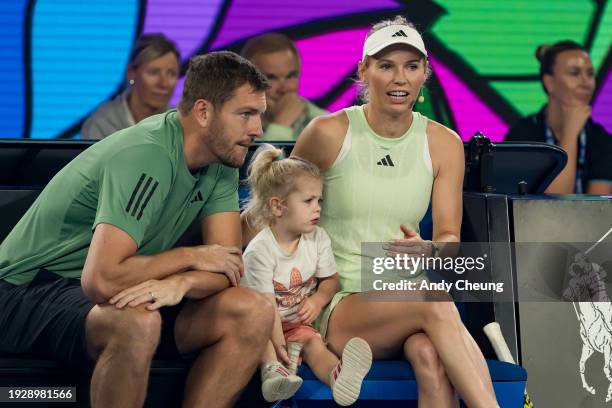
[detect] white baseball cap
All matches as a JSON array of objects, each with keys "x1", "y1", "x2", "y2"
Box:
[{"x1": 362, "y1": 24, "x2": 427, "y2": 61}]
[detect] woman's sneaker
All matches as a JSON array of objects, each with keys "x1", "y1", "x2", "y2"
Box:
[
  {"x1": 330, "y1": 337, "x2": 373, "y2": 406},
  {"x1": 261, "y1": 362, "x2": 303, "y2": 402}
]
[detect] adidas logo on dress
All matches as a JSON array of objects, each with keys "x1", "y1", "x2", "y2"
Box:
[{"x1": 376, "y1": 154, "x2": 395, "y2": 167}]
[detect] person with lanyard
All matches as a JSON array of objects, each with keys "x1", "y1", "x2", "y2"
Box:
[
  {"x1": 244, "y1": 15, "x2": 499, "y2": 408},
  {"x1": 505, "y1": 41, "x2": 612, "y2": 194}
]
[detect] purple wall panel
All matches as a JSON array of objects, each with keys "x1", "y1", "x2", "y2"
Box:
[
  {"x1": 170, "y1": 76, "x2": 185, "y2": 106},
  {"x1": 327, "y1": 83, "x2": 359, "y2": 112},
  {"x1": 431, "y1": 56, "x2": 508, "y2": 141},
  {"x1": 296, "y1": 27, "x2": 368, "y2": 100},
  {"x1": 142, "y1": 0, "x2": 224, "y2": 61},
  {"x1": 209, "y1": 0, "x2": 399, "y2": 50},
  {"x1": 593, "y1": 69, "x2": 612, "y2": 134},
  {"x1": 170, "y1": 76, "x2": 185, "y2": 107}
]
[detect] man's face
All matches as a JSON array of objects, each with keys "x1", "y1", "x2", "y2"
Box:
[
  {"x1": 206, "y1": 84, "x2": 266, "y2": 168},
  {"x1": 251, "y1": 49, "x2": 300, "y2": 103}
]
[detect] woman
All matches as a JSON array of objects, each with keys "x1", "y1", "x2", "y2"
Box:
[
  {"x1": 290, "y1": 16, "x2": 498, "y2": 407},
  {"x1": 82, "y1": 33, "x2": 180, "y2": 140},
  {"x1": 505, "y1": 41, "x2": 612, "y2": 194}
]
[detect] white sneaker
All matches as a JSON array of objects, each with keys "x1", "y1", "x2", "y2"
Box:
[
  {"x1": 261, "y1": 362, "x2": 303, "y2": 402},
  {"x1": 330, "y1": 337, "x2": 372, "y2": 406}
]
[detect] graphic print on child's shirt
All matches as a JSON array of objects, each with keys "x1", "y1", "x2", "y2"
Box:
[{"x1": 274, "y1": 267, "x2": 317, "y2": 324}]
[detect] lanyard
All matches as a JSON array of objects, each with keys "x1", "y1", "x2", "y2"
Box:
[{"x1": 544, "y1": 114, "x2": 587, "y2": 194}]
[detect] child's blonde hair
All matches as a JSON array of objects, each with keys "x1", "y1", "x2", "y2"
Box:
[{"x1": 244, "y1": 144, "x2": 321, "y2": 228}]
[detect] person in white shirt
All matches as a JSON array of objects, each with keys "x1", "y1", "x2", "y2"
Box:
[{"x1": 242, "y1": 145, "x2": 372, "y2": 405}]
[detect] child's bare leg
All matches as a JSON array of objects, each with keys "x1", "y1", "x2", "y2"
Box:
[
  {"x1": 301, "y1": 336, "x2": 339, "y2": 385},
  {"x1": 260, "y1": 339, "x2": 302, "y2": 402},
  {"x1": 302, "y1": 336, "x2": 372, "y2": 406},
  {"x1": 261, "y1": 340, "x2": 279, "y2": 364}
]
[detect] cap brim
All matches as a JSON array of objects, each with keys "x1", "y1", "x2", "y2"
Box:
[{"x1": 366, "y1": 40, "x2": 427, "y2": 59}]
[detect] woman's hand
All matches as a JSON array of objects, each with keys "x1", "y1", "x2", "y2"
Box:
[
  {"x1": 557, "y1": 103, "x2": 591, "y2": 142},
  {"x1": 384, "y1": 224, "x2": 435, "y2": 257}
]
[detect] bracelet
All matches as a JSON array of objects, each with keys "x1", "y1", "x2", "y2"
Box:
[{"x1": 430, "y1": 241, "x2": 440, "y2": 257}]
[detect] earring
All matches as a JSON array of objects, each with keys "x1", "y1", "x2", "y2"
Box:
[
  {"x1": 417, "y1": 88, "x2": 425, "y2": 103},
  {"x1": 129, "y1": 79, "x2": 135, "y2": 86}
]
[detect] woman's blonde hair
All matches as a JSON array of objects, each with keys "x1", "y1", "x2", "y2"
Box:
[
  {"x1": 243, "y1": 144, "x2": 321, "y2": 228},
  {"x1": 129, "y1": 33, "x2": 180, "y2": 69}
]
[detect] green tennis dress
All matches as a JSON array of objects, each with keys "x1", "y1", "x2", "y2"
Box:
[{"x1": 315, "y1": 105, "x2": 434, "y2": 337}]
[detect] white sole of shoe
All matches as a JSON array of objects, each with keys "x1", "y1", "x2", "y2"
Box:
[
  {"x1": 262, "y1": 375, "x2": 303, "y2": 402},
  {"x1": 332, "y1": 337, "x2": 373, "y2": 406}
]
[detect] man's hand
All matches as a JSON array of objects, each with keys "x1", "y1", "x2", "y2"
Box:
[
  {"x1": 109, "y1": 275, "x2": 188, "y2": 310},
  {"x1": 298, "y1": 294, "x2": 324, "y2": 325},
  {"x1": 191, "y1": 244, "x2": 243, "y2": 286},
  {"x1": 270, "y1": 93, "x2": 306, "y2": 127}
]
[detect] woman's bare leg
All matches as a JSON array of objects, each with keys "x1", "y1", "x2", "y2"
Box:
[
  {"x1": 325, "y1": 292, "x2": 497, "y2": 408},
  {"x1": 404, "y1": 333, "x2": 459, "y2": 408},
  {"x1": 461, "y1": 325, "x2": 495, "y2": 395}
]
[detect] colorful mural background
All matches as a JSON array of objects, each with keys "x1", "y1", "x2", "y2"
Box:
[{"x1": 2, "y1": 0, "x2": 610, "y2": 141}]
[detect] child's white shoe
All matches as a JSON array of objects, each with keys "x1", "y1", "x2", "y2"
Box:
[
  {"x1": 330, "y1": 337, "x2": 372, "y2": 406},
  {"x1": 261, "y1": 362, "x2": 303, "y2": 402}
]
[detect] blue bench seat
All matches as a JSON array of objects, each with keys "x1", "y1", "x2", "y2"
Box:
[{"x1": 295, "y1": 360, "x2": 526, "y2": 407}]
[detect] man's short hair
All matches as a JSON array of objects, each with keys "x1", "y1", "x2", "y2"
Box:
[
  {"x1": 240, "y1": 33, "x2": 299, "y2": 61},
  {"x1": 178, "y1": 51, "x2": 269, "y2": 114}
]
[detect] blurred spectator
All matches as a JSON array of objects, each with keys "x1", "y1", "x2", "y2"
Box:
[
  {"x1": 241, "y1": 33, "x2": 327, "y2": 141},
  {"x1": 82, "y1": 33, "x2": 180, "y2": 140},
  {"x1": 505, "y1": 41, "x2": 612, "y2": 194}
]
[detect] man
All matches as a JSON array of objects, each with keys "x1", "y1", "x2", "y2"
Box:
[
  {"x1": 241, "y1": 33, "x2": 328, "y2": 141},
  {"x1": 0, "y1": 51, "x2": 273, "y2": 408}
]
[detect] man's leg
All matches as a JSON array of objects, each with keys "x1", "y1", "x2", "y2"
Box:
[
  {"x1": 174, "y1": 287, "x2": 274, "y2": 408},
  {"x1": 86, "y1": 304, "x2": 162, "y2": 408}
]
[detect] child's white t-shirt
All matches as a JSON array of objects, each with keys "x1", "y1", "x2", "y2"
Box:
[{"x1": 242, "y1": 226, "x2": 337, "y2": 324}]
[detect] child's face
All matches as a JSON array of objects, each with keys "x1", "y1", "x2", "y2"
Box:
[{"x1": 278, "y1": 176, "x2": 323, "y2": 235}]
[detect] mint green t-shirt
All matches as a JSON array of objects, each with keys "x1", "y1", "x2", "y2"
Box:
[
  {"x1": 262, "y1": 100, "x2": 328, "y2": 141},
  {"x1": 0, "y1": 110, "x2": 239, "y2": 285}
]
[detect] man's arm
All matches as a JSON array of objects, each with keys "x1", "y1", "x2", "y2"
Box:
[
  {"x1": 82, "y1": 212, "x2": 243, "y2": 304},
  {"x1": 82, "y1": 224, "x2": 191, "y2": 303},
  {"x1": 180, "y1": 211, "x2": 243, "y2": 298},
  {"x1": 240, "y1": 211, "x2": 263, "y2": 248}
]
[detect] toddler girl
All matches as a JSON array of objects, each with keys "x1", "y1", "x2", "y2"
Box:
[{"x1": 242, "y1": 145, "x2": 372, "y2": 405}]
